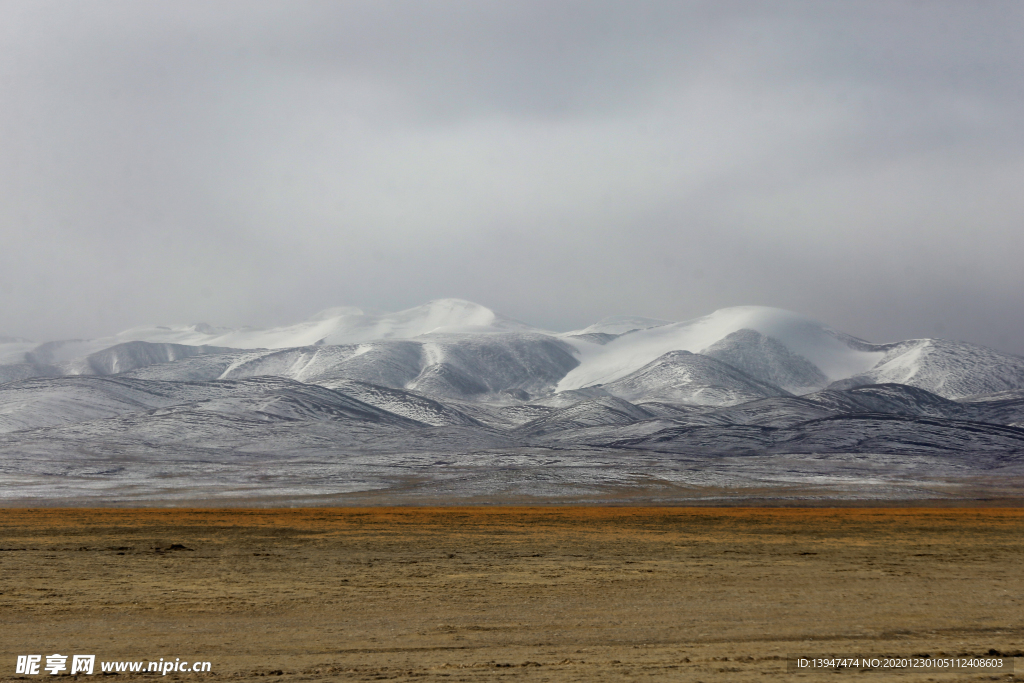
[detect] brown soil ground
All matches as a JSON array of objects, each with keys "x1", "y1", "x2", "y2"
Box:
[{"x1": 1, "y1": 507, "x2": 1022, "y2": 682}]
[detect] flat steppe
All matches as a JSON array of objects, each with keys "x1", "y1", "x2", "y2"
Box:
[{"x1": 1, "y1": 507, "x2": 1022, "y2": 681}]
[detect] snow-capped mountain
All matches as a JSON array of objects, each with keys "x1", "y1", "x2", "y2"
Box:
[
  {"x1": 3, "y1": 299, "x2": 1024, "y2": 504},
  {"x1": 118, "y1": 333, "x2": 579, "y2": 402},
  {"x1": 0, "y1": 299, "x2": 534, "y2": 374},
  {"x1": 4, "y1": 300, "x2": 1024, "y2": 404},
  {"x1": 556, "y1": 306, "x2": 885, "y2": 394},
  {"x1": 111, "y1": 298, "x2": 536, "y2": 349},
  {"x1": 828, "y1": 338, "x2": 1024, "y2": 398}
]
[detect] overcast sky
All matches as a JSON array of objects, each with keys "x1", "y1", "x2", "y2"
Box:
[{"x1": 2, "y1": 1, "x2": 1022, "y2": 353}]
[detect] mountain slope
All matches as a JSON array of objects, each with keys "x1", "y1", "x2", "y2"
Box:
[
  {"x1": 701, "y1": 329, "x2": 828, "y2": 393},
  {"x1": 958, "y1": 390, "x2": 1024, "y2": 427},
  {"x1": 829, "y1": 339, "x2": 1024, "y2": 399},
  {"x1": 129, "y1": 334, "x2": 579, "y2": 402},
  {"x1": 0, "y1": 376, "x2": 182, "y2": 433},
  {"x1": 0, "y1": 375, "x2": 420, "y2": 434},
  {"x1": 675, "y1": 384, "x2": 972, "y2": 429},
  {"x1": 515, "y1": 396, "x2": 656, "y2": 437},
  {"x1": 600, "y1": 350, "x2": 791, "y2": 406},
  {"x1": 605, "y1": 414, "x2": 1024, "y2": 457},
  {"x1": 321, "y1": 379, "x2": 489, "y2": 427}
]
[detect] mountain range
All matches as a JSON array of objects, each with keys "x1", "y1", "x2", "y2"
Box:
[{"x1": 2, "y1": 299, "x2": 1023, "y2": 505}]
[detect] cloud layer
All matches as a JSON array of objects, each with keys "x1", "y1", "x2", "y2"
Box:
[{"x1": 2, "y1": 1, "x2": 1022, "y2": 352}]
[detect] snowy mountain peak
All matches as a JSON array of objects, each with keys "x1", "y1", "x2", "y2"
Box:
[
  {"x1": 314, "y1": 298, "x2": 535, "y2": 344},
  {"x1": 75, "y1": 299, "x2": 529, "y2": 353},
  {"x1": 827, "y1": 338, "x2": 1024, "y2": 399},
  {"x1": 557, "y1": 306, "x2": 885, "y2": 393},
  {"x1": 389, "y1": 298, "x2": 501, "y2": 331}
]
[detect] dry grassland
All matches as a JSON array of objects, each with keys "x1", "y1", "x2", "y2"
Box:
[{"x1": 1, "y1": 507, "x2": 1022, "y2": 682}]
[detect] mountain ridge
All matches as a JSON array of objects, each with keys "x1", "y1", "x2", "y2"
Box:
[{"x1": 4, "y1": 300, "x2": 1023, "y2": 405}]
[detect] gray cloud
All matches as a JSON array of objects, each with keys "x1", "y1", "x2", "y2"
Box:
[{"x1": 1, "y1": 0, "x2": 1022, "y2": 353}]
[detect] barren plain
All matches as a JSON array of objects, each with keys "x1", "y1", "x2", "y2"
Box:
[{"x1": 1, "y1": 507, "x2": 1022, "y2": 682}]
